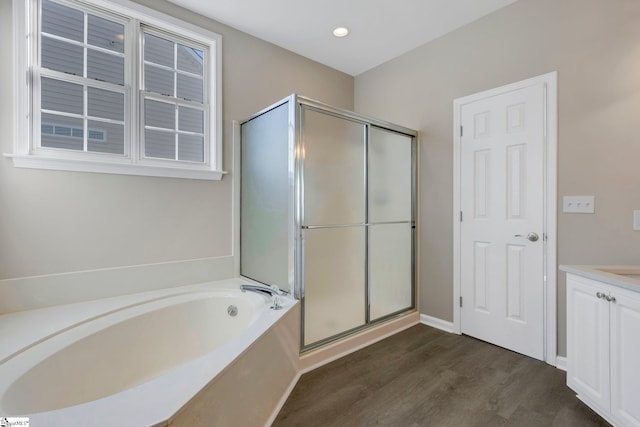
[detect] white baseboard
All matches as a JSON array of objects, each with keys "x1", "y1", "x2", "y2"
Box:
[
  {"x1": 555, "y1": 356, "x2": 567, "y2": 371},
  {"x1": 420, "y1": 313, "x2": 567, "y2": 372},
  {"x1": 0, "y1": 256, "x2": 234, "y2": 314},
  {"x1": 420, "y1": 313, "x2": 455, "y2": 333},
  {"x1": 299, "y1": 312, "x2": 420, "y2": 374}
]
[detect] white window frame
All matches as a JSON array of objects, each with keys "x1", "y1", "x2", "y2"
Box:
[{"x1": 8, "y1": 0, "x2": 225, "y2": 180}]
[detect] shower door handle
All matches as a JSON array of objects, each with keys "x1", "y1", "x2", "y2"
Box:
[{"x1": 301, "y1": 223, "x2": 368, "y2": 230}]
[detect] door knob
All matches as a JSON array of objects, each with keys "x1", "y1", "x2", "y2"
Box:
[{"x1": 514, "y1": 232, "x2": 539, "y2": 242}]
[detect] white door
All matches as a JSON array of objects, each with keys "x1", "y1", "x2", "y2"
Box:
[{"x1": 459, "y1": 82, "x2": 545, "y2": 360}]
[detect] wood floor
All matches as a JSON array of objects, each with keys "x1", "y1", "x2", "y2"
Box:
[{"x1": 273, "y1": 324, "x2": 609, "y2": 427}]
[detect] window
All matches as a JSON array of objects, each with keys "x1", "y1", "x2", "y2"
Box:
[
  {"x1": 10, "y1": 0, "x2": 224, "y2": 180},
  {"x1": 141, "y1": 30, "x2": 207, "y2": 163}
]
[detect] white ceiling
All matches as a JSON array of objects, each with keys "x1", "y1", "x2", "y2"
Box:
[{"x1": 166, "y1": 0, "x2": 519, "y2": 76}]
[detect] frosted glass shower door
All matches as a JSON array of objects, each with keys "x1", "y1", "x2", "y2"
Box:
[
  {"x1": 368, "y1": 127, "x2": 414, "y2": 321},
  {"x1": 302, "y1": 107, "x2": 366, "y2": 225},
  {"x1": 301, "y1": 107, "x2": 367, "y2": 347},
  {"x1": 240, "y1": 102, "x2": 291, "y2": 291},
  {"x1": 303, "y1": 227, "x2": 366, "y2": 345}
]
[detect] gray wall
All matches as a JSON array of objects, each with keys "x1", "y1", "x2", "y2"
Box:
[
  {"x1": 0, "y1": 0, "x2": 353, "y2": 280},
  {"x1": 354, "y1": 0, "x2": 640, "y2": 356}
]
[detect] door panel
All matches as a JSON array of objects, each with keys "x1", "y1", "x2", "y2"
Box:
[
  {"x1": 472, "y1": 241, "x2": 490, "y2": 312},
  {"x1": 460, "y1": 83, "x2": 545, "y2": 360},
  {"x1": 610, "y1": 291, "x2": 640, "y2": 426},
  {"x1": 369, "y1": 223, "x2": 412, "y2": 321},
  {"x1": 368, "y1": 127, "x2": 413, "y2": 322},
  {"x1": 567, "y1": 278, "x2": 610, "y2": 411},
  {"x1": 507, "y1": 144, "x2": 525, "y2": 219},
  {"x1": 506, "y1": 244, "x2": 526, "y2": 321},
  {"x1": 240, "y1": 103, "x2": 290, "y2": 290},
  {"x1": 300, "y1": 107, "x2": 414, "y2": 348},
  {"x1": 368, "y1": 127, "x2": 412, "y2": 222},
  {"x1": 303, "y1": 227, "x2": 366, "y2": 346},
  {"x1": 302, "y1": 107, "x2": 366, "y2": 226}
]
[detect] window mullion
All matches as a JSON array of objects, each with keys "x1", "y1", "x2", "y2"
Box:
[
  {"x1": 83, "y1": 11, "x2": 88, "y2": 151},
  {"x1": 83, "y1": 87, "x2": 88, "y2": 152},
  {"x1": 37, "y1": 68, "x2": 125, "y2": 93},
  {"x1": 173, "y1": 42, "x2": 178, "y2": 161},
  {"x1": 174, "y1": 103, "x2": 178, "y2": 161},
  {"x1": 130, "y1": 18, "x2": 141, "y2": 164}
]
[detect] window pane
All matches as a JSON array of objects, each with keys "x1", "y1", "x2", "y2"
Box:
[
  {"x1": 178, "y1": 106, "x2": 203, "y2": 133},
  {"x1": 87, "y1": 120, "x2": 124, "y2": 154},
  {"x1": 178, "y1": 134, "x2": 204, "y2": 162},
  {"x1": 145, "y1": 100, "x2": 174, "y2": 129},
  {"x1": 177, "y1": 44, "x2": 203, "y2": 75},
  {"x1": 177, "y1": 74, "x2": 203, "y2": 103},
  {"x1": 42, "y1": 0, "x2": 84, "y2": 42},
  {"x1": 88, "y1": 15, "x2": 124, "y2": 53},
  {"x1": 41, "y1": 77, "x2": 83, "y2": 115},
  {"x1": 41, "y1": 113, "x2": 84, "y2": 150},
  {"x1": 144, "y1": 33, "x2": 174, "y2": 67},
  {"x1": 41, "y1": 36, "x2": 83, "y2": 75},
  {"x1": 145, "y1": 130, "x2": 175, "y2": 159},
  {"x1": 145, "y1": 65, "x2": 174, "y2": 96},
  {"x1": 87, "y1": 49, "x2": 124, "y2": 85},
  {"x1": 88, "y1": 87, "x2": 124, "y2": 121}
]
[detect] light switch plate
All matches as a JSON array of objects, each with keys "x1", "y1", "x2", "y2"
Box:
[
  {"x1": 563, "y1": 196, "x2": 595, "y2": 213},
  {"x1": 634, "y1": 210, "x2": 640, "y2": 231}
]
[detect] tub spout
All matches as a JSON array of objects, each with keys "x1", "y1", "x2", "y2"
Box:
[
  {"x1": 240, "y1": 283, "x2": 289, "y2": 297},
  {"x1": 240, "y1": 283, "x2": 288, "y2": 310}
]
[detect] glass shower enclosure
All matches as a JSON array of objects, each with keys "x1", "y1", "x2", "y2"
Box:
[{"x1": 240, "y1": 95, "x2": 417, "y2": 351}]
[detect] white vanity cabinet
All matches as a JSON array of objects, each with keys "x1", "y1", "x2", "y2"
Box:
[
  {"x1": 610, "y1": 288, "x2": 640, "y2": 426},
  {"x1": 566, "y1": 270, "x2": 640, "y2": 427}
]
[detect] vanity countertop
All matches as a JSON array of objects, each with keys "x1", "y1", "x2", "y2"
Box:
[{"x1": 560, "y1": 265, "x2": 640, "y2": 293}]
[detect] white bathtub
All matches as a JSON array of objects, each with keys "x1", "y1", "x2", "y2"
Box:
[{"x1": 0, "y1": 278, "x2": 297, "y2": 426}]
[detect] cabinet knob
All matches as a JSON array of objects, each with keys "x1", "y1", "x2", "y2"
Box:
[{"x1": 596, "y1": 292, "x2": 617, "y2": 303}]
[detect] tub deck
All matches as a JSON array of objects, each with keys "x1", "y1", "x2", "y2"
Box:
[{"x1": 0, "y1": 278, "x2": 297, "y2": 426}]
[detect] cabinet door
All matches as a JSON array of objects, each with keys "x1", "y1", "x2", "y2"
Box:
[
  {"x1": 610, "y1": 290, "x2": 640, "y2": 426},
  {"x1": 566, "y1": 276, "x2": 610, "y2": 412}
]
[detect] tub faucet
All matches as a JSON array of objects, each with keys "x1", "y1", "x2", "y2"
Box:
[{"x1": 240, "y1": 283, "x2": 289, "y2": 310}]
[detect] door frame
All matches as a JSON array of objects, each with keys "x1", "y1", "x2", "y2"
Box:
[{"x1": 452, "y1": 72, "x2": 558, "y2": 365}]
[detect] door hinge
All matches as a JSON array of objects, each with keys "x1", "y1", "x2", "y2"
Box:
[
  {"x1": 460, "y1": 126, "x2": 463, "y2": 137},
  {"x1": 459, "y1": 296, "x2": 463, "y2": 307},
  {"x1": 460, "y1": 211, "x2": 463, "y2": 222}
]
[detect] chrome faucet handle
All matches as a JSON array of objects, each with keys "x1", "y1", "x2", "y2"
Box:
[
  {"x1": 270, "y1": 294, "x2": 283, "y2": 310},
  {"x1": 270, "y1": 285, "x2": 290, "y2": 296}
]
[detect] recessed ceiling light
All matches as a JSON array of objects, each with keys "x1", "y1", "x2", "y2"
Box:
[{"x1": 333, "y1": 27, "x2": 350, "y2": 38}]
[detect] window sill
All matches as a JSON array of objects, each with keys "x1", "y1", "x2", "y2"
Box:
[{"x1": 4, "y1": 154, "x2": 226, "y2": 181}]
